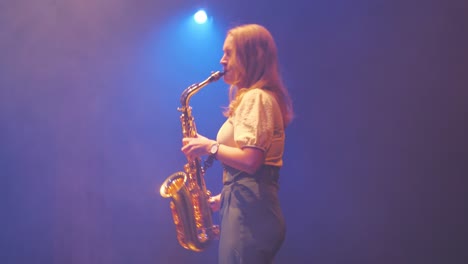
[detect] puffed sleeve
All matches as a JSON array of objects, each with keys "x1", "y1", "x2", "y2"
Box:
[{"x1": 232, "y1": 89, "x2": 276, "y2": 151}]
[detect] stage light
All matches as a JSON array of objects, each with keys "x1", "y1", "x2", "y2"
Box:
[{"x1": 194, "y1": 9, "x2": 208, "y2": 24}]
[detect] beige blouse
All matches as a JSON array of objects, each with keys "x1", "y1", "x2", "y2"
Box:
[{"x1": 216, "y1": 88, "x2": 285, "y2": 167}]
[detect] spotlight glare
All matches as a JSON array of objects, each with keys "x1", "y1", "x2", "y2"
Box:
[{"x1": 194, "y1": 9, "x2": 207, "y2": 24}]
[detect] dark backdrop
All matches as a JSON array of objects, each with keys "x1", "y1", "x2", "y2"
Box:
[{"x1": 1, "y1": 0, "x2": 467, "y2": 263}]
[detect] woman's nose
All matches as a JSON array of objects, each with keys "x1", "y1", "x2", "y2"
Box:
[{"x1": 220, "y1": 55, "x2": 227, "y2": 65}]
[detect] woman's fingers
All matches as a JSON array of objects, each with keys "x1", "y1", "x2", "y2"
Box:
[{"x1": 209, "y1": 194, "x2": 221, "y2": 212}]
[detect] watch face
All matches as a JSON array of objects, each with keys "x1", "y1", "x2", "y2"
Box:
[{"x1": 210, "y1": 143, "x2": 218, "y2": 154}]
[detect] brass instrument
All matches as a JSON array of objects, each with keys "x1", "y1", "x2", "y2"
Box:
[{"x1": 159, "y1": 71, "x2": 224, "y2": 252}]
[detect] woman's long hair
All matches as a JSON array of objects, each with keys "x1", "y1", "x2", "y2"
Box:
[{"x1": 223, "y1": 24, "x2": 294, "y2": 127}]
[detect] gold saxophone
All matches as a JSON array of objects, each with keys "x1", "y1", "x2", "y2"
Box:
[{"x1": 159, "y1": 71, "x2": 224, "y2": 252}]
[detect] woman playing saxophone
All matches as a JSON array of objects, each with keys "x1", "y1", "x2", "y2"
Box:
[{"x1": 181, "y1": 24, "x2": 294, "y2": 264}]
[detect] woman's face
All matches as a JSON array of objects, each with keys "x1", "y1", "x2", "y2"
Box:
[{"x1": 220, "y1": 35, "x2": 234, "y2": 84}]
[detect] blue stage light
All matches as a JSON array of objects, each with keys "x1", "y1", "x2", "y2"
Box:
[{"x1": 194, "y1": 9, "x2": 208, "y2": 24}]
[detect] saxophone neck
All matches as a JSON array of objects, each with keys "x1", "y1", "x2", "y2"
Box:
[{"x1": 179, "y1": 71, "x2": 224, "y2": 108}]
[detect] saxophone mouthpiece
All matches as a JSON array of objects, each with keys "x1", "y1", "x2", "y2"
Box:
[{"x1": 209, "y1": 71, "x2": 224, "y2": 82}]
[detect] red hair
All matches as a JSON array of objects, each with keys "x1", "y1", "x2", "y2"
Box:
[{"x1": 223, "y1": 24, "x2": 293, "y2": 127}]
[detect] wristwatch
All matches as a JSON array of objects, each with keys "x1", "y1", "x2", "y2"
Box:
[{"x1": 209, "y1": 142, "x2": 220, "y2": 156}]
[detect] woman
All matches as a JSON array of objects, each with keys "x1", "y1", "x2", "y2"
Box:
[{"x1": 181, "y1": 24, "x2": 293, "y2": 264}]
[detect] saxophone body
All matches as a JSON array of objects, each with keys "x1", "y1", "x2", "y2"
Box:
[{"x1": 159, "y1": 71, "x2": 223, "y2": 252}]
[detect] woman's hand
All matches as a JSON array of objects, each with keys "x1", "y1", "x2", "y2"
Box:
[
  {"x1": 183, "y1": 133, "x2": 265, "y2": 175},
  {"x1": 208, "y1": 193, "x2": 221, "y2": 212},
  {"x1": 181, "y1": 133, "x2": 215, "y2": 160}
]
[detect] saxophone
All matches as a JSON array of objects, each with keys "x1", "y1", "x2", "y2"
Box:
[{"x1": 159, "y1": 71, "x2": 224, "y2": 252}]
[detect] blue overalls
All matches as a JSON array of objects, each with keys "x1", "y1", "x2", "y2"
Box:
[{"x1": 218, "y1": 165, "x2": 286, "y2": 264}]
